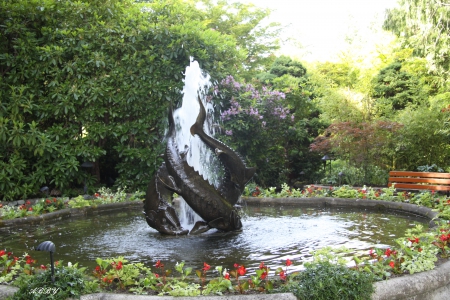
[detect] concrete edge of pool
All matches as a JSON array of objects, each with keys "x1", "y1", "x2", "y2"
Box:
[{"x1": 1, "y1": 197, "x2": 449, "y2": 300}]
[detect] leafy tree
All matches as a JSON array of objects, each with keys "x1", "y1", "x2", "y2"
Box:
[
  {"x1": 371, "y1": 60, "x2": 429, "y2": 116},
  {"x1": 310, "y1": 120, "x2": 403, "y2": 181},
  {"x1": 314, "y1": 61, "x2": 360, "y2": 89},
  {"x1": 393, "y1": 106, "x2": 450, "y2": 171},
  {"x1": 0, "y1": 0, "x2": 243, "y2": 200},
  {"x1": 198, "y1": 0, "x2": 281, "y2": 80},
  {"x1": 213, "y1": 58, "x2": 324, "y2": 187},
  {"x1": 383, "y1": 0, "x2": 450, "y2": 87}
]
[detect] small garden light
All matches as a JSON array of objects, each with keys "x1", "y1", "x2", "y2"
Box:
[
  {"x1": 35, "y1": 241, "x2": 56, "y2": 282},
  {"x1": 321, "y1": 155, "x2": 333, "y2": 176},
  {"x1": 40, "y1": 186, "x2": 49, "y2": 197},
  {"x1": 80, "y1": 161, "x2": 94, "y2": 194},
  {"x1": 338, "y1": 172, "x2": 344, "y2": 186}
]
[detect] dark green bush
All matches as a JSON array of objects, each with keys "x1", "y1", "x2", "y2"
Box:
[{"x1": 278, "y1": 262, "x2": 374, "y2": 300}]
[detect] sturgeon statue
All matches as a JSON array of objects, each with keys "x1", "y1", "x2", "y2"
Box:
[{"x1": 143, "y1": 97, "x2": 255, "y2": 235}]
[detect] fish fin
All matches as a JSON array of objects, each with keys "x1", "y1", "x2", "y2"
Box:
[{"x1": 190, "y1": 96, "x2": 206, "y2": 136}]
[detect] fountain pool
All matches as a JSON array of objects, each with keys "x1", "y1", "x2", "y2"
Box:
[{"x1": 0, "y1": 201, "x2": 428, "y2": 274}]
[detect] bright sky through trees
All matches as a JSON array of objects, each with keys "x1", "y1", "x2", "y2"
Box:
[{"x1": 240, "y1": 0, "x2": 398, "y2": 61}]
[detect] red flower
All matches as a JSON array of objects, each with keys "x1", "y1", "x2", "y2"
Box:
[
  {"x1": 237, "y1": 265, "x2": 246, "y2": 276},
  {"x1": 389, "y1": 261, "x2": 395, "y2": 268},
  {"x1": 94, "y1": 193, "x2": 100, "y2": 197},
  {"x1": 285, "y1": 259, "x2": 292, "y2": 266},
  {"x1": 408, "y1": 237, "x2": 419, "y2": 244},
  {"x1": 45, "y1": 199, "x2": 51, "y2": 204},
  {"x1": 279, "y1": 270, "x2": 286, "y2": 280},
  {"x1": 202, "y1": 262, "x2": 211, "y2": 271},
  {"x1": 224, "y1": 272, "x2": 230, "y2": 280},
  {"x1": 102, "y1": 277, "x2": 108, "y2": 282},
  {"x1": 260, "y1": 271, "x2": 267, "y2": 280},
  {"x1": 95, "y1": 266, "x2": 101, "y2": 272},
  {"x1": 259, "y1": 262, "x2": 265, "y2": 269},
  {"x1": 0, "y1": 250, "x2": 5, "y2": 257},
  {"x1": 233, "y1": 263, "x2": 239, "y2": 268},
  {"x1": 384, "y1": 248, "x2": 392, "y2": 257},
  {"x1": 40, "y1": 265, "x2": 47, "y2": 270},
  {"x1": 28, "y1": 207, "x2": 33, "y2": 211},
  {"x1": 115, "y1": 261, "x2": 123, "y2": 270},
  {"x1": 440, "y1": 234, "x2": 449, "y2": 242},
  {"x1": 26, "y1": 201, "x2": 31, "y2": 205},
  {"x1": 154, "y1": 273, "x2": 159, "y2": 278},
  {"x1": 154, "y1": 260, "x2": 164, "y2": 269}
]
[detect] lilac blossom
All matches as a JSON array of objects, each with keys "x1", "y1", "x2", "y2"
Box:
[{"x1": 225, "y1": 130, "x2": 233, "y2": 136}]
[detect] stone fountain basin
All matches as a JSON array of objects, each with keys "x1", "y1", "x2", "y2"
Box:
[{"x1": 1, "y1": 197, "x2": 449, "y2": 299}]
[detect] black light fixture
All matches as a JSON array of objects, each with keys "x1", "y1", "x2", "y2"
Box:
[
  {"x1": 40, "y1": 186, "x2": 49, "y2": 197},
  {"x1": 35, "y1": 241, "x2": 56, "y2": 282},
  {"x1": 321, "y1": 155, "x2": 333, "y2": 175},
  {"x1": 80, "y1": 162, "x2": 94, "y2": 194},
  {"x1": 338, "y1": 171, "x2": 344, "y2": 186}
]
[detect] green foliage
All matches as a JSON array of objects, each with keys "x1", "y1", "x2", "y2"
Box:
[
  {"x1": 67, "y1": 196, "x2": 91, "y2": 208},
  {"x1": 393, "y1": 106, "x2": 450, "y2": 170},
  {"x1": 277, "y1": 262, "x2": 374, "y2": 300},
  {"x1": 214, "y1": 61, "x2": 324, "y2": 186},
  {"x1": 0, "y1": 0, "x2": 246, "y2": 200},
  {"x1": 11, "y1": 263, "x2": 87, "y2": 300},
  {"x1": 384, "y1": 0, "x2": 450, "y2": 85},
  {"x1": 371, "y1": 61, "x2": 429, "y2": 116},
  {"x1": 310, "y1": 121, "x2": 402, "y2": 180}
]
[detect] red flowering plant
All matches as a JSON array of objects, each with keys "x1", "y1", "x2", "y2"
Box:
[
  {"x1": 250, "y1": 261, "x2": 273, "y2": 291},
  {"x1": 195, "y1": 262, "x2": 211, "y2": 288},
  {"x1": 0, "y1": 251, "x2": 38, "y2": 284},
  {"x1": 229, "y1": 263, "x2": 248, "y2": 293},
  {"x1": 32, "y1": 198, "x2": 66, "y2": 215},
  {"x1": 18, "y1": 201, "x2": 34, "y2": 218},
  {"x1": 0, "y1": 250, "x2": 20, "y2": 283},
  {"x1": 275, "y1": 259, "x2": 295, "y2": 282},
  {"x1": 361, "y1": 248, "x2": 402, "y2": 279},
  {"x1": 94, "y1": 257, "x2": 145, "y2": 290},
  {"x1": 154, "y1": 259, "x2": 171, "y2": 287},
  {"x1": 202, "y1": 265, "x2": 233, "y2": 295},
  {"x1": 432, "y1": 227, "x2": 450, "y2": 258}
]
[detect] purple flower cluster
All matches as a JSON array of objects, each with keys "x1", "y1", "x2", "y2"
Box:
[
  {"x1": 220, "y1": 98, "x2": 241, "y2": 121},
  {"x1": 217, "y1": 75, "x2": 294, "y2": 130},
  {"x1": 221, "y1": 75, "x2": 241, "y2": 91},
  {"x1": 272, "y1": 106, "x2": 290, "y2": 120}
]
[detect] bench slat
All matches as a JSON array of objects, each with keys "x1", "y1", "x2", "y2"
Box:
[
  {"x1": 389, "y1": 171, "x2": 450, "y2": 179},
  {"x1": 388, "y1": 183, "x2": 450, "y2": 191},
  {"x1": 388, "y1": 177, "x2": 450, "y2": 184}
]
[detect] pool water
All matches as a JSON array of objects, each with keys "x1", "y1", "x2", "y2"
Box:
[{"x1": 0, "y1": 204, "x2": 427, "y2": 274}]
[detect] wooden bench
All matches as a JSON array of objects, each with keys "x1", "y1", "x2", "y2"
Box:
[{"x1": 388, "y1": 171, "x2": 450, "y2": 192}]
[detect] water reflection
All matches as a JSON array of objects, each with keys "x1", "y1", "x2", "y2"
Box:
[{"x1": 0, "y1": 205, "x2": 427, "y2": 274}]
